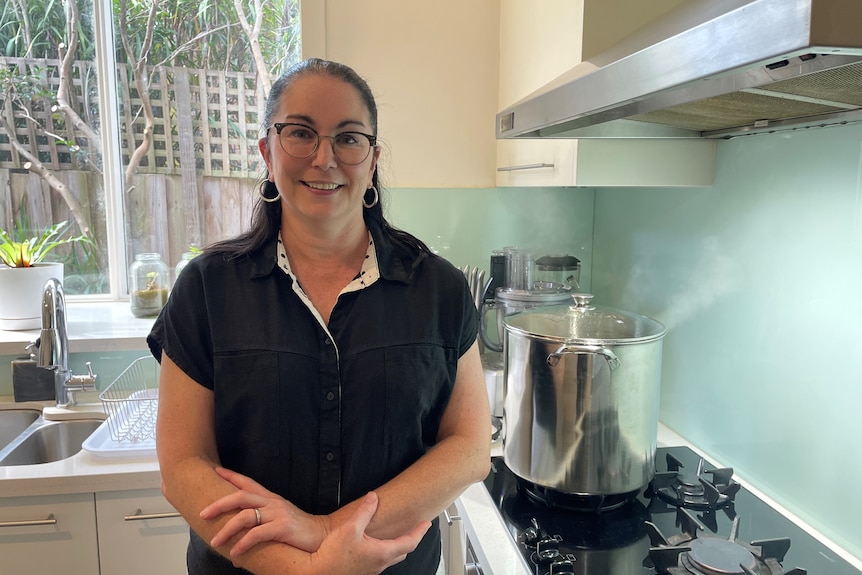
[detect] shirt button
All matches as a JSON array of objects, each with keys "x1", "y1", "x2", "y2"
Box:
[
  {"x1": 324, "y1": 338, "x2": 332, "y2": 346},
  {"x1": 325, "y1": 452, "x2": 334, "y2": 462},
  {"x1": 326, "y1": 391, "x2": 335, "y2": 401}
]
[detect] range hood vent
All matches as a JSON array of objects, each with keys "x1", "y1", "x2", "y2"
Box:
[{"x1": 497, "y1": 0, "x2": 862, "y2": 139}]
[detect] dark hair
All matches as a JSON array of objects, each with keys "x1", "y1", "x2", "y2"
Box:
[{"x1": 207, "y1": 58, "x2": 430, "y2": 258}]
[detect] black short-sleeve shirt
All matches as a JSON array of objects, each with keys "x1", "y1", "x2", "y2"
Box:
[{"x1": 148, "y1": 222, "x2": 479, "y2": 574}]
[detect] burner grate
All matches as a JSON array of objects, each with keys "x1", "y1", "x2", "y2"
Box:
[
  {"x1": 648, "y1": 452, "x2": 741, "y2": 510},
  {"x1": 645, "y1": 515, "x2": 806, "y2": 575},
  {"x1": 519, "y1": 479, "x2": 638, "y2": 513}
]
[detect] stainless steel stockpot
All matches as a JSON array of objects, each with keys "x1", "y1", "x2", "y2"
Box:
[{"x1": 502, "y1": 294, "x2": 666, "y2": 496}]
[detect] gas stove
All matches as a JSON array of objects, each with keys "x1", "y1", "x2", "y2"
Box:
[{"x1": 483, "y1": 446, "x2": 860, "y2": 575}]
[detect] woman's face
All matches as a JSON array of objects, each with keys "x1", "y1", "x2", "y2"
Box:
[{"x1": 259, "y1": 74, "x2": 379, "y2": 228}]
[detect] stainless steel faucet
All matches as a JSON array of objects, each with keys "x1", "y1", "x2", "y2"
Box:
[{"x1": 37, "y1": 278, "x2": 97, "y2": 408}]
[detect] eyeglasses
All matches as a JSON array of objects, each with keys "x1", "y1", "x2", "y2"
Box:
[{"x1": 269, "y1": 122, "x2": 377, "y2": 165}]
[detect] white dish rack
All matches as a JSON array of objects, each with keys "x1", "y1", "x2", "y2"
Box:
[{"x1": 82, "y1": 356, "x2": 160, "y2": 458}]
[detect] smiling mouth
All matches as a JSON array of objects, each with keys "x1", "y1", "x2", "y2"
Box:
[{"x1": 304, "y1": 182, "x2": 341, "y2": 190}]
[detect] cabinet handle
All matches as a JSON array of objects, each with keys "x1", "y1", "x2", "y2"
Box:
[
  {"x1": 442, "y1": 508, "x2": 461, "y2": 526},
  {"x1": 124, "y1": 508, "x2": 183, "y2": 521},
  {"x1": 496, "y1": 162, "x2": 555, "y2": 172},
  {"x1": 0, "y1": 513, "x2": 57, "y2": 527}
]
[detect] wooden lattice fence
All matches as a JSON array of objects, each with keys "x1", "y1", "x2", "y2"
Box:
[
  {"x1": 1, "y1": 57, "x2": 266, "y2": 176},
  {"x1": 0, "y1": 57, "x2": 267, "y2": 289}
]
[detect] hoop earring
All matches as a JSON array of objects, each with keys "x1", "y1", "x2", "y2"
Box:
[
  {"x1": 363, "y1": 186, "x2": 379, "y2": 209},
  {"x1": 259, "y1": 180, "x2": 281, "y2": 203}
]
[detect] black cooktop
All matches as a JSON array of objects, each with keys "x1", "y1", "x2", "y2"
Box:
[{"x1": 484, "y1": 446, "x2": 860, "y2": 575}]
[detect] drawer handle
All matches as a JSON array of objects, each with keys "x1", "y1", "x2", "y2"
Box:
[
  {"x1": 124, "y1": 508, "x2": 183, "y2": 522},
  {"x1": 0, "y1": 513, "x2": 57, "y2": 527},
  {"x1": 443, "y1": 508, "x2": 461, "y2": 525},
  {"x1": 497, "y1": 162, "x2": 555, "y2": 172}
]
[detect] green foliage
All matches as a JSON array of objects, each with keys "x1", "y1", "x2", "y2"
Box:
[
  {"x1": 0, "y1": 65, "x2": 53, "y2": 102},
  {"x1": 1, "y1": 0, "x2": 300, "y2": 74},
  {"x1": 0, "y1": 0, "x2": 94, "y2": 59},
  {"x1": 0, "y1": 220, "x2": 93, "y2": 268}
]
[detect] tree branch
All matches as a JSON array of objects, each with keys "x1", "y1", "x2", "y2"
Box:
[
  {"x1": 56, "y1": 0, "x2": 102, "y2": 157},
  {"x1": 11, "y1": 0, "x2": 33, "y2": 58},
  {"x1": 0, "y1": 114, "x2": 92, "y2": 237},
  {"x1": 232, "y1": 0, "x2": 271, "y2": 95},
  {"x1": 120, "y1": 0, "x2": 160, "y2": 189}
]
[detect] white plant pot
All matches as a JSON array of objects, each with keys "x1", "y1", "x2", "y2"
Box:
[{"x1": 0, "y1": 263, "x2": 64, "y2": 331}]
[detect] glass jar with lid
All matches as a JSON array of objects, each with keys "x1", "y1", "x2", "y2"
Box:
[{"x1": 129, "y1": 253, "x2": 169, "y2": 318}]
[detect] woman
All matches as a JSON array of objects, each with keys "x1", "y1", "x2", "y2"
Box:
[{"x1": 149, "y1": 58, "x2": 490, "y2": 575}]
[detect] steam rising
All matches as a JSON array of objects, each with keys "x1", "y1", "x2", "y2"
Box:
[{"x1": 622, "y1": 235, "x2": 741, "y2": 332}]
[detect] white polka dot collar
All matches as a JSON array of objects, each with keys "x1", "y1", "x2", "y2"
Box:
[{"x1": 276, "y1": 231, "x2": 381, "y2": 294}]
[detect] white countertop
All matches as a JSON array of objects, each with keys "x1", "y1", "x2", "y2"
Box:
[
  {"x1": 0, "y1": 401, "x2": 161, "y2": 498},
  {"x1": 0, "y1": 301, "x2": 155, "y2": 355},
  {"x1": 2, "y1": 401, "x2": 860, "y2": 573}
]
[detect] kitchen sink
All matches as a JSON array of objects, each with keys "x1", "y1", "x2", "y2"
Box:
[
  {"x1": 0, "y1": 409, "x2": 42, "y2": 449},
  {"x1": 0, "y1": 418, "x2": 102, "y2": 466}
]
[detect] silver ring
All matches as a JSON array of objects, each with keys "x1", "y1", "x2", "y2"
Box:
[{"x1": 253, "y1": 508, "x2": 261, "y2": 526}]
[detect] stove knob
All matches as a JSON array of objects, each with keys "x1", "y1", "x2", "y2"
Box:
[
  {"x1": 522, "y1": 526, "x2": 541, "y2": 545},
  {"x1": 536, "y1": 538, "x2": 561, "y2": 563},
  {"x1": 550, "y1": 558, "x2": 575, "y2": 575}
]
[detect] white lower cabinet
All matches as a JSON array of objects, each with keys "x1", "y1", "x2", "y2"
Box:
[
  {"x1": 96, "y1": 488, "x2": 189, "y2": 575},
  {"x1": 440, "y1": 502, "x2": 467, "y2": 575},
  {"x1": 0, "y1": 492, "x2": 100, "y2": 575}
]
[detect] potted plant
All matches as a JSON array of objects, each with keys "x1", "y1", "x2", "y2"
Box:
[{"x1": 0, "y1": 221, "x2": 91, "y2": 330}]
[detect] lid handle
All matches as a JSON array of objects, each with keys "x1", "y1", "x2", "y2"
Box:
[{"x1": 571, "y1": 293, "x2": 595, "y2": 308}]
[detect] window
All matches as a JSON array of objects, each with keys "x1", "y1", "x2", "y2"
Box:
[{"x1": 0, "y1": 0, "x2": 301, "y2": 298}]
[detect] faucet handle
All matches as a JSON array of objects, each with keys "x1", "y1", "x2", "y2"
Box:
[{"x1": 68, "y1": 361, "x2": 98, "y2": 393}]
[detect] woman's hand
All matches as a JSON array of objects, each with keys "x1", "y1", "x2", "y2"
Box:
[
  {"x1": 200, "y1": 467, "x2": 431, "y2": 574},
  {"x1": 312, "y1": 492, "x2": 431, "y2": 575},
  {"x1": 199, "y1": 466, "x2": 328, "y2": 555}
]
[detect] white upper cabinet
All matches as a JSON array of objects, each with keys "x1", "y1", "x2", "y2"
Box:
[
  {"x1": 302, "y1": 0, "x2": 499, "y2": 188},
  {"x1": 498, "y1": 0, "x2": 584, "y2": 111},
  {"x1": 497, "y1": 0, "x2": 715, "y2": 187}
]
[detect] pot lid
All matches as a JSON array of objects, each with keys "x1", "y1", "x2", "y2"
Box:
[
  {"x1": 503, "y1": 293, "x2": 666, "y2": 345},
  {"x1": 535, "y1": 253, "x2": 580, "y2": 271},
  {"x1": 494, "y1": 281, "x2": 573, "y2": 304}
]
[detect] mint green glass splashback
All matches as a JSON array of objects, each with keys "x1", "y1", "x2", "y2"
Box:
[
  {"x1": 592, "y1": 124, "x2": 862, "y2": 561},
  {"x1": 1, "y1": 188, "x2": 594, "y2": 397},
  {"x1": 385, "y1": 187, "x2": 595, "y2": 291}
]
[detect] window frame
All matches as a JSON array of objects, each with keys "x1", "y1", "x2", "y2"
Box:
[{"x1": 90, "y1": 0, "x2": 128, "y2": 301}]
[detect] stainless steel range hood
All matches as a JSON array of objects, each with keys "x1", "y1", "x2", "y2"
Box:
[{"x1": 496, "y1": 0, "x2": 862, "y2": 139}]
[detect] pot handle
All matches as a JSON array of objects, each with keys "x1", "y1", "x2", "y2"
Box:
[
  {"x1": 547, "y1": 344, "x2": 621, "y2": 370},
  {"x1": 478, "y1": 301, "x2": 503, "y2": 353}
]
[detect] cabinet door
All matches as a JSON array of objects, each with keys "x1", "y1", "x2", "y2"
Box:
[
  {"x1": 0, "y1": 492, "x2": 99, "y2": 575},
  {"x1": 439, "y1": 503, "x2": 467, "y2": 575},
  {"x1": 96, "y1": 488, "x2": 189, "y2": 575},
  {"x1": 315, "y1": 0, "x2": 499, "y2": 187},
  {"x1": 498, "y1": 0, "x2": 584, "y2": 109},
  {"x1": 496, "y1": 139, "x2": 580, "y2": 187},
  {"x1": 497, "y1": 0, "x2": 585, "y2": 188}
]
